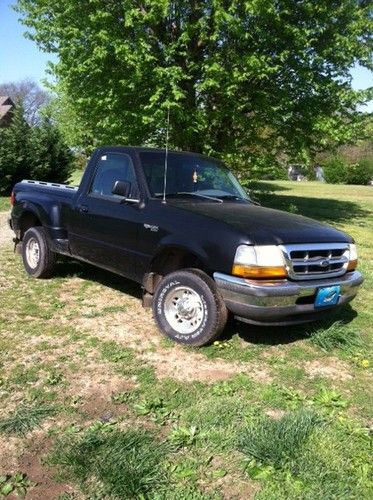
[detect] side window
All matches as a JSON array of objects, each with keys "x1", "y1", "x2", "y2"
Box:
[{"x1": 90, "y1": 153, "x2": 139, "y2": 199}]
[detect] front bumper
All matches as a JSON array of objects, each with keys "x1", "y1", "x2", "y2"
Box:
[{"x1": 213, "y1": 271, "x2": 363, "y2": 326}]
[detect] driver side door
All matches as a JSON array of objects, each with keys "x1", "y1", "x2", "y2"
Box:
[{"x1": 68, "y1": 152, "x2": 144, "y2": 281}]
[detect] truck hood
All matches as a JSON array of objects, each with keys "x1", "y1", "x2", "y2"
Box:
[{"x1": 170, "y1": 201, "x2": 352, "y2": 245}]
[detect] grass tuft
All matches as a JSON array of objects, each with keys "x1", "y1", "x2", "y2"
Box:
[
  {"x1": 237, "y1": 410, "x2": 322, "y2": 468},
  {"x1": 100, "y1": 340, "x2": 133, "y2": 363},
  {"x1": 49, "y1": 427, "x2": 168, "y2": 498},
  {"x1": 0, "y1": 404, "x2": 56, "y2": 436},
  {"x1": 309, "y1": 321, "x2": 363, "y2": 351}
]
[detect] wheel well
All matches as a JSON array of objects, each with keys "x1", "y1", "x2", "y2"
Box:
[
  {"x1": 19, "y1": 211, "x2": 41, "y2": 240},
  {"x1": 143, "y1": 247, "x2": 209, "y2": 294}
]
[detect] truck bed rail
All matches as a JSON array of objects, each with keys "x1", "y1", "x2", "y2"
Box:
[{"x1": 20, "y1": 180, "x2": 78, "y2": 191}]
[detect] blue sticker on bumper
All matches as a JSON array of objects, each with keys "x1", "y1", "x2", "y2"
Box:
[{"x1": 315, "y1": 286, "x2": 341, "y2": 308}]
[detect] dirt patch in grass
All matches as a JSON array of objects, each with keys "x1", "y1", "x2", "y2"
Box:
[
  {"x1": 56, "y1": 281, "x2": 273, "y2": 384},
  {"x1": 0, "y1": 431, "x2": 72, "y2": 499},
  {"x1": 218, "y1": 474, "x2": 258, "y2": 500},
  {"x1": 76, "y1": 313, "x2": 272, "y2": 383},
  {"x1": 0, "y1": 212, "x2": 12, "y2": 248},
  {"x1": 69, "y1": 369, "x2": 134, "y2": 398},
  {"x1": 208, "y1": 453, "x2": 259, "y2": 499},
  {"x1": 17, "y1": 432, "x2": 74, "y2": 500},
  {"x1": 303, "y1": 358, "x2": 352, "y2": 380},
  {"x1": 80, "y1": 391, "x2": 121, "y2": 421},
  {"x1": 0, "y1": 436, "x2": 21, "y2": 475},
  {"x1": 139, "y1": 347, "x2": 272, "y2": 383},
  {"x1": 265, "y1": 408, "x2": 286, "y2": 419},
  {"x1": 71, "y1": 370, "x2": 135, "y2": 421}
]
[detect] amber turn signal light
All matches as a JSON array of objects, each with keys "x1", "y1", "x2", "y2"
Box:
[
  {"x1": 232, "y1": 264, "x2": 287, "y2": 279},
  {"x1": 347, "y1": 259, "x2": 358, "y2": 271}
]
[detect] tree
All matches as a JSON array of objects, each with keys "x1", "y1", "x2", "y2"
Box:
[
  {"x1": 31, "y1": 115, "x2": 74, "y2": 182},
  {"x1": 0, "y1": 103, "x2": 31, "y2": 192},
  {"x1": 0, "y1": 79, "x2": 50, "y2": 126},
  {"x1": 0, "y1": 103, "x2": 73, "y2": 194},
  {"x1": 16, "y1": 0, "x2": 373, "y2": 167}
]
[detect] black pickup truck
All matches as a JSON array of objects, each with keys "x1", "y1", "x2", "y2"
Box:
[{"x1": 9, "y1": 146, "x2": 363, "y2": 346}]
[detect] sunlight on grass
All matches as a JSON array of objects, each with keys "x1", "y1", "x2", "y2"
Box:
[
  {"x1": 68, "y1": 169, "x2": 84, "y2": 186},
  {"x1": 0, "y1": 196, "x2": 10, "y2": 212}
]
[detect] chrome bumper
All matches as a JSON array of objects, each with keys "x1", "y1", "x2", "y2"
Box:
[{"x1": 213, "y1": 271, "x2": 363, "y2": 326}]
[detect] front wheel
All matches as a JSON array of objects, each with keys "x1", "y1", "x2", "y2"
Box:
[
  {"x1": 153, "y1": 269, "x2": 228, "y2": 346},
  {"x1": 22, "y1": 226, "x2": 57, "y2": 278}
]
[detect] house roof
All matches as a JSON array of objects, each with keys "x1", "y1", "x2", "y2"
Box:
[{"x1": 0, "y1": 96, "x2": 14, "y2": 119}]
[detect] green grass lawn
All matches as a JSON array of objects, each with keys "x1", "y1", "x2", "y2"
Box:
[
  {"x1": 68, "y1": 168, "x2": 85, "y2": 186},
  {"x1": 0, "y1": 180, "x2": 372, "y2": 499},
  {"x1": 0, "y1": 195, "x2": 10, "y2": 212}
]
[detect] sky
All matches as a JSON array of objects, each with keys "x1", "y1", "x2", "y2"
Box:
[{"x1": 0, "y1": 0, "x2": 372, "y2": 111}]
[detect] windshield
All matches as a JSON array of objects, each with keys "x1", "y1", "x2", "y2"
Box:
[{"x1": 140, "y1": 151, "x2": 249, "y2": 201}]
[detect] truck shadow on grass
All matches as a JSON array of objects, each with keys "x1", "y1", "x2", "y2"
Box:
[
  {"x1": 222, "y1": 305, "x2": 358, "y2": 346},
  {"x1": 55, "y1": 259, "x2": 142, "y2": 299},
  {"x1": 263, "y1": 195, "x2": 369, "y2": 225}
]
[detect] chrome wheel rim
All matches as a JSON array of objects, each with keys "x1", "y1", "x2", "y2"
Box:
[
  {"x1": 25, "y1": 237, "x2": 40, "y2": 269},
  {"x1": 164, "y1": 286, "x2": 204, "y2": 334}
]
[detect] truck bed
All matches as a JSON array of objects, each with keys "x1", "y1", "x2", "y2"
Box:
[{"x1": 17, "y1": 180, "x2": 78, "y2": 200}]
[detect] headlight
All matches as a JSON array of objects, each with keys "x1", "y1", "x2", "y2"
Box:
[
  {"x1": 232, "y1": 245, "x2": 287, "y2": 279},
  {"x1": 347, "y1": 243, "x2": 358, "y2": 271}
]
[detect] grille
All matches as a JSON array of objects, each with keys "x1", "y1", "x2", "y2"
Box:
[{"x1": 282, "y1": 243, "x2": 350, "y2": 280}]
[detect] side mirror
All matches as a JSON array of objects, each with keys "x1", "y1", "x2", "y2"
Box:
[{"x1": 112, "y1": 180, "x2": 131, "y2": 198}]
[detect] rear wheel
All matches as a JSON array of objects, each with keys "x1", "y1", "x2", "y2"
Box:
[
  {"x1": 22, "y1": 227, "x2": 57, "y2": 278},
  {"x1": 153, "y1": 268, "x2": 228, "y2": 346}
]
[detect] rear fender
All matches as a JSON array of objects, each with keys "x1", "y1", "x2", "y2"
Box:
[{"x1": 15, "y1": 198, "x2": 67, "y2": 241}]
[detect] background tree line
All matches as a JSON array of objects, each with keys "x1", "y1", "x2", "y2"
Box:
[
  {"x1": 1, "y1": 1, "x2": 372, "y2": 192},
  {"x1": 0, "y1": 80, "x2": 73, "y2": 194}
]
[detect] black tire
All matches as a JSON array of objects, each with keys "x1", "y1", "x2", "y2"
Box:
[
  {"x1": 22, "y1": 226, "x2": 57, "y2": 279},
  {"x1": 153, "y1": 268, "x2": 228, "y2": 346}
]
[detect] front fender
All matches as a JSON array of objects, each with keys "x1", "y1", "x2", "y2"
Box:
[{"x1": 152, "y1": 235, "x2": 210, "y2": 269}]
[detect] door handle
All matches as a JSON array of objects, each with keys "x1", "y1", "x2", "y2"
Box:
[{"x1": 77, "y1": 205, "x2": 88, "y2": 213}]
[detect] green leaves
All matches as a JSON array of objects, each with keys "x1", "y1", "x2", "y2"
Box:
[
  {"x1": 0, "y1": 473, "x2": 35, "y2": 498},
  {"x1": 15, "y1": 0, "x2": 373, "y2": 168},
  {"x1": 0, "y1": 103, "x2": 73, "y2": 194},
  {"x1": 168, "y1": 424, "x2": 199, "y2": 449}
]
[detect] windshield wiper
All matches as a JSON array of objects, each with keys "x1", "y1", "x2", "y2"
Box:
[
  {"x1": 216, "y1": 194, "x2": 246, "y2": 201},
  {"x1": 156, "y1": 192, "x2": 223, "y2": 203},
  {"x1": 177, "y1": 192, "x2": 223, "y2": 203}
]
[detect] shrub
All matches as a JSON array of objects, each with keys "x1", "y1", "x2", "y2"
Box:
[
  {"x1": 322, "y1": 155, "x2": 373, "y2": 185},
  {"x1": 346, "y1": 157, "x2": 373, "y2": 185},
  {"x1": 323, "y1": 156, "x2": 349, "y2": 184}
]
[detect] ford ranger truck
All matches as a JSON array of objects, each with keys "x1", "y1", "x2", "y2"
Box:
[{"x1": 9, "y1": 147, "x2": 363, "y2": 346}]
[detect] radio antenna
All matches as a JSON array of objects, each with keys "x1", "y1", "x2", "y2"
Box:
[{"x1": 162, "y1": 105, "x2": 170, "y2": 204}]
